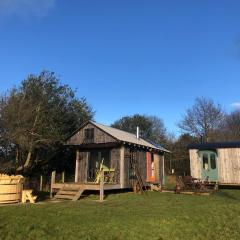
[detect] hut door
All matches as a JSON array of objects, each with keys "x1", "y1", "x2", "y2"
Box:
[
  {"x1": 200, "y1": 151, "x2": 218, "y2": 181},
  {"x1": 146, "y1": 152, "x2": 155, "y2": 182}
]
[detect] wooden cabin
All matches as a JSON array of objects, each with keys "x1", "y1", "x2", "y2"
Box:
[
  {"x1": 66, "y1": 121, "x2": 169, "y2": 189},
  {"x1": 51, "y1": 121, "x2": 169, "y2": 201},
  {"x1": 188, "y1": 142, "x2": 240, "y2": 185}
]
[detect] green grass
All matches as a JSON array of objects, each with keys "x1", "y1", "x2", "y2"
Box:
[{"x1": 0, "y1": 190, "x2": 240, "y2": 240}]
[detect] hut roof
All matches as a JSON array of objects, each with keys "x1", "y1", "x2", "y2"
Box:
[
  {"x1": 68, "y1": 121, "x2": 169, "y2": 152},
  {"x1": 92, "y1": 122, "x2": 169, "y2": 152},
  {"x1": 188, "y1": 141, "x2": 240, "y2": 150}
]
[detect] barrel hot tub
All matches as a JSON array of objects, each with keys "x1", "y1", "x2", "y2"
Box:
[{"x1": 0, "y1": 174, "x2": 24, "y2": 204}]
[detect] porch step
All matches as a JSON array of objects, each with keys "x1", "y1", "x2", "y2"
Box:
[
  {"x1": 72, "y1": 189, "x2": 84, "y2": 201},
  {"x1": 55, "y1": 187, "x2": 85, "y2": 201},
  {"x1": 55, "y1": 194, "x2": 76, "y2": 200},
  {"x1": 58, "y1": 190, "x2": 79, "y2": 195}
]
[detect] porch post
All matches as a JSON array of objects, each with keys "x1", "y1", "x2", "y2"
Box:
[
  {"x1": 75, "y1": 149, "x2": 80, "y2": 183},
  {"x1": 120, "y1": 145, "x2": 125, "y2": 188},
  {"x1": 162, "y1": 155, "x2": 165, "y2": 185},
  {"x1": 99, "y1": 170, "x2": 104, "y2": 202},
  {"x1": 50, "y1": 170, "x2": 56, "y2": 198}
]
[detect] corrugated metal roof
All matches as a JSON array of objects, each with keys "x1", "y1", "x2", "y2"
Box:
[{"x1": 91, "y1": 121, "x2": 169, "y2": 152}]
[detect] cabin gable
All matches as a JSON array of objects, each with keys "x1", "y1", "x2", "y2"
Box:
[{"x1": 66, "y1": 122, "x2": 117, "y2": 145}]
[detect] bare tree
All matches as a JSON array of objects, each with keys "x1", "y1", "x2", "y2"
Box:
[
  {"x1": 178, "y1": 97, "x2": 225, "y2": 142},
  {"x1": 223, "y1": 110, "x2": 240, "y2": 140}
]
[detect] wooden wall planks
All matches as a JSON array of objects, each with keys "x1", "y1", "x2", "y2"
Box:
[
  {"x1": 217, "y1": 148, "x2": 240, "y2": 184},
  {"x1": 189, "y1": 149, "x2": 201, "y2": 179},
  {"x1": 66, "y1": 123, "x2": 116, "y2": 145},
  {"x1": 189, "y1": 148, "x2": 240, "y2": 184}
]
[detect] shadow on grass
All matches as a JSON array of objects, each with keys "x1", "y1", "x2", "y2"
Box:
[
  {"x1": 216, "y1": 189, "x2": 240, "y2": 201},
  {"x1": 33, "y1": 191, "x2": 50, "y2": 201},
  {"x1": 33, "y1": 189, "x2": 136, "y2": 203},
  {"x1": 85, "y1": 189, "x2": 134, "y2": 200},
  {"x1": 219, "y1": 185, "x2": 240, "y2": 190}
]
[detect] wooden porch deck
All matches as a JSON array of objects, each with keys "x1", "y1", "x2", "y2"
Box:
[
  {"x1": 51, "y1": 182, "x2": 121, "y2": 191},
  {"x1": 51, "y1": 182, "x2": 121, "y2": 202},
  {"x1": 50, "y1": 170, "x2": 122, "y2": 201}
]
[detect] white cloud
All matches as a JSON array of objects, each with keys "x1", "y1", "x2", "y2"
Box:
[
  {"x1": 0, "y1": 0, "x2": 56, "y2": 18},
  {"x1": 231, "y1": 102, "x2": 240, "y2": 110}
]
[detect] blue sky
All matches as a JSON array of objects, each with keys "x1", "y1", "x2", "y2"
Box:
[{"x1": 0, "y1": 0, "x2": 240, "y2": 134}]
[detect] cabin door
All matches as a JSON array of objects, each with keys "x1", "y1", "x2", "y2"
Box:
[
  {"x1": 200, "y1": 151, "x2": 218, "y2": 181},
  {"x1": 146, "y1": 152, "x2": 155, "y2": 182}
]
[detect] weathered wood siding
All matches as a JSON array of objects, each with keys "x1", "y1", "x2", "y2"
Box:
[
  {"x1": 77, "y1": 151, "x2": 89, "y2": 182},
  {"x1": 76, "y1": 148, "x2": 121, "y2": 183},
  {"x1": 123, "y1": 147, "x2": 147, "y2": 187},
  {"x1": 137, "y1": 150, "x2": 147, "y2": 185},
  {"x1": 110, "y1": 148, "x2": 121, "y2": 184},
  {"x1": 75, "y1": 145, "x2": 165, "y2": 186},
  {"x1": 217, "y1": 148, "x2": 240, "y2": 184},
  {"x1": 154, "y1": 153, "x2": 164, "y2": 183},
  {"x1": 119, "y1": 146, "x2": 125, "y2": 188},
  {"x1": 67, "y1": 123, "x2": 116, "y2": 145},
  {"x1": 189, "y1": 148, "x2": 240, "y2": 184},
  {"x1": 124, "y1": 148, "x2": 147, "y2": 187},
  {"x1": 189, "y1": 149, "x2": 201, "y2": 179},
  {"x1": 153, "y1": 154, "x2": 160, "y2": 182},
  {"x1": 159, "y1": 154, "x2": 164, "y2": 183},
  {"x1": 124, "y1": 147, "x2": 131, "y2": 188},
  {"x1": 123, "y1": 147, "x2": 163, "y2": 187}
]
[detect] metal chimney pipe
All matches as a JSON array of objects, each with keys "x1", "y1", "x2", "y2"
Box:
[{"x1": 136, "y1": 126, "x2": 140, "y2": 139}]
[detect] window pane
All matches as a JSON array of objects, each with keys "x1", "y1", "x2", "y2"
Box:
[
  {"x1": 202, "y1": 154, "x2": 208, "y2": 170},
  {"x1": 84, "y1": 129, "x2": 89, "y2": 139},
  {"x1": 101, "y1": 151, "x2": 110, "y2": 167},
  {"x1": 84, "y1": 128, "x2": 94, "y2": 142},
  {"x1": 90, "y1": 129, "x2": 94, "y2": 139},
  {"x1": 210, "y1": 154, "x2": 216, "y2": 169}
]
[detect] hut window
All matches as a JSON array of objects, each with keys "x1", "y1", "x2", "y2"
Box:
[
  {"x1": 84, "y1": 128, "x2": 94, "y2": 142},
  {"x1": 202, "y1": 153, "x2": 208, "y2": 170},
  {"x1": 210, "y1": 153, "x2": 216, "y2": 169}
]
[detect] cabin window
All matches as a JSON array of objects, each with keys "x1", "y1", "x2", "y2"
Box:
[
  {"x1": 88, "y1": 150, "x2": 110, "y2": 181},
  {"x1": 100, "y1": 150, "x2": 110, "y2": 167},
  {"x1": 210, "y1": 153, "x2": 216, "y2": 169},
  {"x1": 84, "y1": 128, "x2": 94, "y2": 143},
  {"x1": 202, "y1": 153, "x2": 208, "y2": 170}
]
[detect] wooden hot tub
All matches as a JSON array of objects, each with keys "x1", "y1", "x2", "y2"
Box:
[{"x1": 0, "y1": 174, "x2": 24, "y2": 204}]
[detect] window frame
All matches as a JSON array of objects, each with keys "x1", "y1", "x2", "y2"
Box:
[
  {"x1": 202, "y1": 153, "x2": 209, "y2": 170},
  {"x1": 199, "y1": 150, "x2": 218, "y2": 171},
  {"x1": 210, "y1": 153, "x2": 216, "y2": 169},
  {"x1": 84, "y1": 128, "x2": 94, "y2": 143}
]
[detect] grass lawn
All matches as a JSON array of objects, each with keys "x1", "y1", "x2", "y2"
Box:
[{"x1": 0, "y1": 190, "x2": 240, "y2": 240}]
